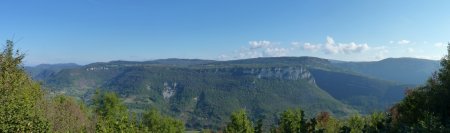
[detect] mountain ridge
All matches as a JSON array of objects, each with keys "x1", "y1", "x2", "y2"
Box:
[{"x1": 26, "y1": 56, "x2": 439, "y2": 129}]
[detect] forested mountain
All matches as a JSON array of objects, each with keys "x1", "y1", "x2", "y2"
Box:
[
  {"x1": 25, "y1": 63, "x2": 81, "y2": 80},
  {"x1": 310, "y1": 68, "x2": 409, "y2": 113},
  {"x1": 333, "y1": 58, "x2": 440, "y2": 85},
  {"x1": 25, "y1": 57, "x2": 437, "y2": 129}
]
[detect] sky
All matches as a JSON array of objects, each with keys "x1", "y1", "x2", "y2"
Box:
[{"x1": 0, "y1": 0, "x2": 448, "y2": 66}]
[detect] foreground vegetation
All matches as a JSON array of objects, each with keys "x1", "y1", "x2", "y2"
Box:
[
  {"x1": 0, "y1": 41, "x2": 184, "y2": 132},
  {"x1": 1, "y1": 40, "x2": 450, "y2": 132}
]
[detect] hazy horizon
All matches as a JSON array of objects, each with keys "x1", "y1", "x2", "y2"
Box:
[
  {"x1": 24, "y1": 56, "x2": 441, "y2": 67},
  {"x1": 1, "y1": 0, "x2": 448, "y2": 65}
]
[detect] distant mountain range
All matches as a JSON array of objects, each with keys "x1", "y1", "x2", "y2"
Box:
[
  {"x1": 25, "y1": 57, "x2": 440, "y2": 129},
  {"x1": 25, "y1": 63, "x2": 80, "y2": 80},
  {"x1": 333, "y1": 58, "x2": 440, "y2": 85}
]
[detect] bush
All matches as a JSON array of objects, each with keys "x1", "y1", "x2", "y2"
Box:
[{"x1": 0, "y1": 40, "x2": 49, "y2": 132}]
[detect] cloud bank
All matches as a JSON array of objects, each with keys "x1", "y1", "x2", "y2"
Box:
[
  {"x1": 218, "y1": 36, "x2": 442, "y2": 61},
  {"x1": 220, "y1": 41, "x2": 291, "y2": 59},
  {"x1": 397, "y1": 40, "x2": 411, "y2": 45},
  {"x1": 299, "y1": 36, "x2": 370, "y2": 54}
]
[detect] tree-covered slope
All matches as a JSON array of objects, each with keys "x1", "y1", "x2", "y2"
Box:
[
  {"x1": 36, "y1": 58, "x2": 359, "y2": 129},
  {"x1": 309, "y1": 68, "x2": 409, "y2": 114},
  {"x1": 25, "y1": 63, "x2": 80, "y2": 80},
  {"x1": 333, "y1": 58, "x2": 440, "y2": 85},
  {"x1": 29, "y1": 57, "x2": 427, "y2": 129}
]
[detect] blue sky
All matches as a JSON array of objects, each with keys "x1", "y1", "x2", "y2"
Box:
[{"x1": 0, "y1": 0, "x2": 448, "y2": 65}]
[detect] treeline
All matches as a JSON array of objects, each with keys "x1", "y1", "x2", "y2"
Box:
[
  {"x1": 221, "y1": 109, "x2": 390, "y2": 133},
  {"x1": 2, "y1": 40, "x2": 450, "y2": 133}
]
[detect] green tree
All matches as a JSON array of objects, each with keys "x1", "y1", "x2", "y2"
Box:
[
  {"x1": 305, "y1": 118, "x2": 319, "y2": 133},
  {"x1": 362, "y1": 112, "x2": 392, "y2": 133},
  {"x1": 142, "y1": 108, "x2": 185, "y2": 133},
  {"x1": 416, "y1": 111, "x2": 444, "y2": 132},
  {"x1": 278, "y1": 108, "x2": 306, "y2": 133},
  {"x1": 394, "y1": 43, "x2": 450, "y2": 131},
  {"x1": 346, "y1": 114, "x2": 365, "y2": 133},
  {"x1": 44, "y1": 95, "x2": 93, "y2": 132},
  {"x1": 315, "y1": 112, "x2": 344, "y2": 133},
  {"x1": 225, "y1": 109, "x2": 254, "y2": 133},
  {"x1": 254, "y1": 118, "x2": 264, "y2": 133},
  {"x1": 0, "y1": 40, "x2": 49, "y2": 132},
  {"x1": 92, "y1": 90, "x2": 131, "y2": 132}
]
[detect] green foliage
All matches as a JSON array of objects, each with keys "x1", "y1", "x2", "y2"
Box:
[
  {"x1": 278, "y1": 108, "x2": 306, "y2": 133},
  {"x1": 41, "y1": 63, "x2": 358, "y2": 129},
  {"x1": 44, "y1": 95, "x2": 93, "y2": 132},
  {"x1": 0, "y1": 40, "x2": 187, "y2": 132},
  {"x1": 264, "y1": 110, "x2": 394, "y2": 133},
  {"x1": 0, "y1": 40, "x2": 49, "y2": 132},
  {"x1": 362, "y1": 112, "x2": 392, "y2": 133},
  {"x1": 346, "y1": 114, "x2": 365, "y2": 133},
  {"x1": 316, "y1": 112, "x2": 342, "y2": 133},
  {"x1": 14, "y1": 38, "x2": 445, "y2": 132},
  {"x1": 225, "y1": 110, "x2": 254, "y2": 133},
  {"x1": 33, "y1": 54, "x2": 420, "y2": 128},
  {"x1": 142, "y1": 108, "x2": 185, "y2": 133},
  {"x1": 92, "y1": 90, "x2": 185, "y2": 132},
  {"x1": 310, "y1": 68, "x2": 407, "y2": 114},
  {"x1": 415, "y1": 112, "x2": 444, "y2": 132},
  {"x1": 93, "y1": 90, "x2": 128, "y2": 119},
  {"x1": 254, "y1": 118, "x2": 264, "y2": 133},
  {"x1": 93, "y1": 90, "x2": 133, "y2": 132},
  {"x1": 393, "y1": 43, "x2": 450, "y2": 131}
]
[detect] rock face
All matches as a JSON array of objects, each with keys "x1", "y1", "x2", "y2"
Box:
[
  {"x1": 210, "y1": 67, "x2": 316, "y2": 85},
  {"x1": 158, "y1": 67, "x2": 316, "y2": 101},
  {"x1": 252, "y1": 67, "x2": 316, "y2": 85},
  {"x1": 85, "y1": 66, "x2": 109, "y2": 71},
  {"x1": 163, "y1": 82, "x2": 177, "y2": 99},
  {"x1": 248, "y1": 67, "x2": 314, "y2": 80}
]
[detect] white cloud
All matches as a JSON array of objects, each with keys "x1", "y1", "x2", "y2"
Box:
[
  {"x1": 302, "y1": 43, "x2": 321, "y2": 52},
  {"x1": 218, "y1": 36, "x2": 386, "y2": 60},
  {"x1": 297, "y1": 36, "x2": 370, "y2": 55},
  {"x1": 398, "y1": 40, "x2": 411, "y2": 45},
  {"x1": 414, "y1": 55, "x2": 441, "y2": 60},
  {"x1": 374, "y1": 46, "x2": 389, "y2": 60},
  {"x1": 389, "y1": 41, "x2": 394, "y2": 44},
  {"x1": 249, "y1": 41, "x2": 271, "y2": 49},
  {"x1": 324, "y1": 36, "x2": 339, "y2": 54},
  {"x1": 218, "y1": 54, "x2": 229, "y2": 60},
  {"x1": 326, "y1": 36, "x2": 335, "y2": 45},
  {"x1": 220, "y1": 40, "x2": 291, "y2": 60},
  {"x1": 291, "y1": 42, "x2": 300, "y2": 47},
  {"x1": 238, "y1": 50, "x2": 262, "y2": 59},
  {"x1": 341, "y1": 42, "x2": 370, "y2": 54},
  {"x1": 323, "y1": 36, "x2": 370, "y2": 54},
  {"x1": 264, "y1": 47, "x2": 289, "y2": 57}
]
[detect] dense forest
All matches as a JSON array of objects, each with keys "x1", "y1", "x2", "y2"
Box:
[{"x1": 1, "y1": 40, "x2": 450, "y2": 133}]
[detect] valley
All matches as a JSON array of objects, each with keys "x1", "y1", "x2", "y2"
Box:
[{"x1": 26, "y1": 57, "x2": 440, "y2": 129}]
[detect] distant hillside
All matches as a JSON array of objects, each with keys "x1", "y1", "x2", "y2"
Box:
[
  {"x1": 333, "y1": 58, "x2": 440, "y2": 85},
  {"x1": 27, "y1": 57, "x2": 431, "y2": 130},
  {"x1": 310, "y1": 68, "x2": 408, "y2": 113},
  {"x1": 25, "y1": 63, "x2": 81, "y2": 80},
  {"x1": 37, "y1": 58, "x2": 357, "y2": 129}
]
